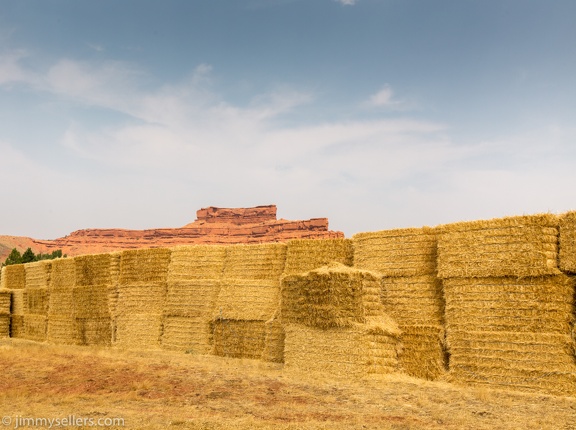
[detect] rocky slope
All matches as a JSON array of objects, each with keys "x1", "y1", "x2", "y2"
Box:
[{"x1": 1, "y1": 205, "x2": 343, "y2": 259}]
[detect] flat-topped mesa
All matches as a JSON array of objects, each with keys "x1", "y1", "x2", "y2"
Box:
[
  {"x1": 193, "y1": 205, "x2": 277, "y2": 225},
  {"x1": 1, "y1": 205, "x2": 343, "y2": 259}
]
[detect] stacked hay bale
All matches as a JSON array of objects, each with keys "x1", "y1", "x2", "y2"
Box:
[
  {"x1": 213, "y1": 243, "x2": 286, "y2": 360},
  {"x1": 47, "y1": 258, "x2": 77, "y2": 344},
  {"x1": 23, "y1": 261, "x2": 52, "y2": 341},
  {"x1": 162, "y1": 245, "x2": 226, "y2": 353},
  {"x1": 108, "y1": 252, "x2": 121, "y2": 343},
  {"x1": 73, "y1": 254, "x2": 114, "y2": 346},
  {"x1": 0, "y1": 265, "x2": 26, "y2": 337},
  {"x1": 0, "y1": 289, "x2": 10, "y2": 337},
  {"x1": 281, "y1": 263, "x2": 401, "y2": 376},
  {"x1": 266, "y1": 238, "x2": 354, "y2": 363},
  {"x1": 353, "y1": 227, "x2": 446, "y2": 380},
  {"x1": 114, "y1": 248, "x2": 171, "y2": 349},
  {"x1": 438, "y1": 213, "x2": 576, "y2": 396},
  {"x1": 560, "y1": 211, "x2": 576, "y2": 274}
]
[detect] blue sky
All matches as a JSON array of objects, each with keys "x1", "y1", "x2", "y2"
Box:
[{"x1": 1, "y1": 0, "x2": 575, "y2": 239}]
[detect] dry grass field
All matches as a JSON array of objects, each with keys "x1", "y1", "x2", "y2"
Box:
[{"x1": 1, "y1": 339, "x2": 575, "y2": 430}]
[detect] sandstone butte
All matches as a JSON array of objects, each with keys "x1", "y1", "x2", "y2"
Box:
[{"x1": 0, "y1": 205, "x2": 343, "y2": 261}]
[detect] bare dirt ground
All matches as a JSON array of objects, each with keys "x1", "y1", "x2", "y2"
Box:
[{"x1": 1, "y1": 339, "x2": 575, "y2": 430}]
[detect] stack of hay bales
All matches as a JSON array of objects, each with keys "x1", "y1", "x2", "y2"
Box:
[
  {"x1": 281, "y1": 264, "x2": 401, "y2": 376},
  {"x1": 213, "y1": 243, "x2": 286, "y2": 360},
  {"x1": 108, "y1": 252, "x2": 121, "y2": 343},
  {"x1": 0, "y1": 265, "x2": 26, "y2": 337},
  {"x1": 114, "y1": 248, "x2": 171, "y2": 349},
  {"x1": 0, "y1": 289, "x2": 10, "y2": 337},
  {"x1": 47, "y1": 258, "x2": 77, "y2": 344},
  {"x1": 73, "y1": 254, "x2": 114, "y2": 346},
  {"x1": 267, "y1": 238, "x2": 354, "y2": 363},
  {"x1": 23, "y1": 261, "x2": 52, "y2": 341},
  {"x1": 353, "y1": 227, "x2": 446, "y2": 380},
  {"x1": 560, "y1": 211, "x2": 576, "y2": 274},
  {"x1": 438, "y1": 213, "x2": 576, "y2": 396},
  {"x1": 162, "y1": 245, "x2": 226, "y2": 353}
]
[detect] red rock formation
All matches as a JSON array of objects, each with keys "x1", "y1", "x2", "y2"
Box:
[{"x1": 1, "y1": 205, "x2": 343, "y2": 259}]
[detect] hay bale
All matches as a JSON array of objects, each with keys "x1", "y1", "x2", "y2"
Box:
[
  {"x1": 117, "y1": 283, "x2": 167, "y2": 314},
  {"x1": 76, "y1": 317, "x2": 111, "y2": 346},
  {"x1": 25, "y1": 288, "x2": 49, "y2": 315},
  {"x1": 560, "y1": 211, "x2": 576, "y2": 273},
  {"x1": 23, "y1": 314, "x2": 47, "y2": 341},
  {"x1": 222, "y1": 243, "x2": 287, "y2": 282},
  {"x1": 214, "y1": 280, "x2": 280, "y2": 321},
  {"x1": 281, "y1": 264, "x2": 383, "y2": 329},
  {"x1": 10, "y1": 315, "x2": 25, "y2": 338},
  {"x1": 443, "y1": 276, "x2": 575, "y2": 334},
  {"x1": 25, "y1": 260, "x2": 52, "y2": 289},
  {"x1": 353, "y1": 227, "x2": 437, "y2": 277},
  {"x1": 165, "y1": 280, "x2": 221, "y2": 317},
  {"x1": 447, "y1": 330, "x2": 576, "y2": 396},
  {"x1": 161, "y1": 315, "x2": 212, "y2": 354},
  {"x1": 1, "y1": 265, "x2": 25, "y2": 290},
  {"x1": 114, "y1": 314, "x2": 164, "y2": 349},
  {"x1": 72, "y1": 286, "x2": 110, "y2": 318},
  {"x1": 0, "y1": 314, "x2": 9, "y2": 337},
  {"x1": 50, "y1": 258, "x2": 75, "y2": 290},
  {"x1": 398, "y1": 325, "x2": 446, "y2": 380},
  {"x1": 168, "y1": 245, "x2": 227, "y2": 282},
  {"x1": 47, "y1": 315, "x2": 80, "y2": 345},
  {"x1": 381, "y1": 275, "x2": 444, "y2": 326},
  {"x1": 262, "y1": 313, "x2": 285, "y2": 363},
  {"x1": 0, "y1": 290, "x2": 11, "y2": 314},
  {"x1": 437, "y1": 214, "x2": 560, "y2": 278},
  {"x1": 10, "y1": 290, "x2": 25, "y2": 315},
  {"x1": 48, "y1": 287, "x2": 74, "y2": 317},
  {"x1": 212, "y1": 319, "x2": 267, "y2": 359},
  {"x1": 119, "y1": 248, "x2": 172, "y2": 285},
  {"x1": 283, "y1": 239, "x2": 353, "y2": 276},
  {"x1": 75, "y1": 254, "x2": 112, "y2": 287},
  {"x1": 284, "y1": 318, "x2": 401, "y2": 376}
]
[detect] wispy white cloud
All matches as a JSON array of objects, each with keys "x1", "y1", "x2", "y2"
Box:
[{"x1": 336, "y1": 0, "x2": 358, "y2": 5}]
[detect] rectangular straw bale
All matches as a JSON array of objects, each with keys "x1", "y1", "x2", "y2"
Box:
[
  {"x1": 0, "y1": 290, "x2": 11, "y2": 314},
  {"x1": 284, "y1": 322, "x2": 400, "y2": 376},
  {"x1": 76, "y1": 317, "x2": 111, "y2": 346},
  {"x1": 47, "y1": 315, "x2": 80, "y2": 345},
  {"x1": 119, "y1": 248, "x2": 171, "y2": 285},
  {"x1": 25, "y1": 288, "x2": 49, "y2": 315},
  {"x1": 353, "y1": 227, "x2": 437, "y2": 277},
  {"x1": 116, "y1": 283, "x2": 167, "y2": 314},
  {"x1": 165, "y1": 279, "x2": 221, "y2": 317},
  {"x1": 23, "y1": 314, "x2": 47, "y2": 341},
  {"x1": 114, "y1": 314, "x2": 164, "y2": 349},
  {"x1": 437, "y1": 213, "x2": 560, "y2": 278},
  {"x1": 446, "y1": 330, "x2": 576, "y2": 396},
  {"x1": 10, "y1": 289, "x2": 25, "y2": 315},
  {"x1": 283, "y1": 239, "x2": 353, "y2": 276},
  {"x1": 214, "y1": 280, "x2": 279, "y2": 321},
  {"x1": 25, "y1": 260, "x2": 52, "y2": 289},
  {"x1": 1, "y1": 264, "x2": 26, "y2": 289},
  {"x1": 50, "y1": 258, "x2": 75, "y2": 290},
  {"x1": 559, "y1": 211, "x2": 576, "y2": 273},
  {"x1": 222, "y1": 243, "x2": 286, "y2": 282},
  {"x1": 443, "y1": 276, "x2": 575, "y2": 334},
  {"x1": 48, "y1": 287, "x2": 74, "y2": 316},
  {"x1": 168, "y1": 245, "x2": 226, "y2": 282},
  {"x1": 72, "y1": 286, "x2": 110, "y2": 318},
  {"x1": 212, "y1": 319, "x2": 267, "y2": 359},
  {"x1": 10, "y1": 315, "x2": 25, "y2": 338},
  {"x1": 75, "y1": 254, "x2": 112, "y2": 287},
  {"x1": 109, "y1": 252, "x2": 121, "y2": 283},
  {"x1": 281, "y1": 264, "x2": 383, "y2": 329},
  {"x1": 262, "y1": 313, "x2": 285, "y2": 363},
  {"x1": 398, "y1": 325, "x2": 446, "y2": 380},
  {"x1": 0, "y1": 314, "x2": 9, "y2": 337},
  {"x1": 161, "y1": 315, "x2": 212, "y2": 354},
  {"x1": 381, "y1": 275, "x2": 444, "y2": 326}
]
